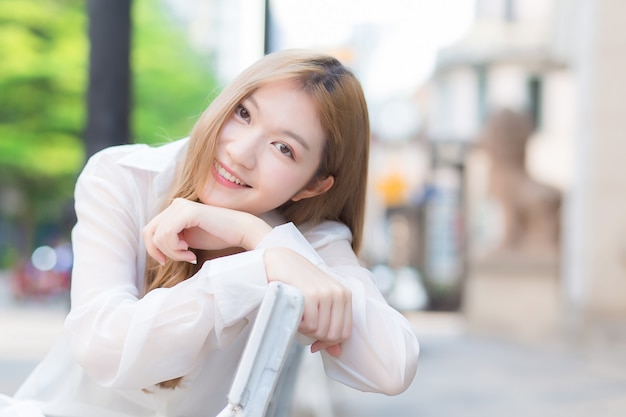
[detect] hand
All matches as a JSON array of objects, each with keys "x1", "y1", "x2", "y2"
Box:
[
  {"x1": 263, "y1": 247, "x2": 352, "y2": 357},
  {"x1": 143, "y1": 198, "x2": 272, "y2": 264}
]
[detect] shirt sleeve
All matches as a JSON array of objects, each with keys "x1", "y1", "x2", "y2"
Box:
[
  {"x1": 65, "y1": 148, "x2": 418, "y2": 395},
  {"x1": 64, "y1": 150, "x2": 272, "y2": 390},
  {"x1": 264, "y1": 222, "x2": 420, "y2": 396}
]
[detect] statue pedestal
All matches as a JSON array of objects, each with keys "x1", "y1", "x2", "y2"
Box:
[{"x1": 463, "y1": 252, "x2": 562, "y2": 341}]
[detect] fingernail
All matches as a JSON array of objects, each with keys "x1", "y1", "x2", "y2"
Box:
[{"x1": 189, "y1": 259, "x2": 197, "y2": 265}]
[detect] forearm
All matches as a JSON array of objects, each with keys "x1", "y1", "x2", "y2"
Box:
[
  {"x1": 259, "y1": 222, "x2": 420, "y2": 394},
  {"x1": 318, "y1": 266, "x2": 419, "y2": 395},
  {"x1": 66, "y1": 250, "x2": 268, "y2": 389},
  {"x1": 65, "y1": 278, "x2": 216, "y2": 389}
]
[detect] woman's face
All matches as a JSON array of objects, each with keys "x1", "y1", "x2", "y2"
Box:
[{"x1": 198, "y1": 79, "x2": 330, "y2": 215}]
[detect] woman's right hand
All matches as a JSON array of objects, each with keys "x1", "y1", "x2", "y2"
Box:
[{"x1": 142, "y1": 198, "x2": 272, "y2": 264}]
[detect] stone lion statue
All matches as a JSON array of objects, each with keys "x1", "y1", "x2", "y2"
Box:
[{"x1": 478, "y1": 108, "x2": 561, "y2": 255}]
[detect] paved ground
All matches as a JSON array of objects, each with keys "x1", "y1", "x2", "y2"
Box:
[
  {"x1": 1, "y1": 272, "x2": 626, "y2": 416},
  {"x1": 0, "y1": 272, "x2": 68, "y2": 396},
  {"x1": 329, "y1": 327, "x2": 626, "y2": 417}
]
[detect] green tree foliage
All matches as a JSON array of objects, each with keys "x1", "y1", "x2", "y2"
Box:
[
  {"x1": 0, "y1": 0, "x2": 86, "y2": 265},
  {"x1": 133, "y1": 0, "x2": 218, "y2": 144},
  {"x1": 0, "y1": 0, "x2": 86, "y2": 176},
  {"x1": 0, "y1": 0, "x2": 218, "y2": 268}
]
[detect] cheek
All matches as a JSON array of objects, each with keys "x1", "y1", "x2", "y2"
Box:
[
  {"x1": 220, "y1": 119, "x2": 237, "y2": 135},
  {"x1": 273, "y1": 172, "x2": 303, "y2": 194},
  {"x1": 263, "y1": 168, "x2": 307, "y2": 199},
  {"x1": 217, "y1": 123, "x2": 235, "y2": 147},
  {"x1": 197, "y1": 173, "x2": 220, "y2": 203}
]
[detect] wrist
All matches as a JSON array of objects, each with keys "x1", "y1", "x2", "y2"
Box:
[{"x1": 243, "y1": 215, "x2": 272, "y2": 249}]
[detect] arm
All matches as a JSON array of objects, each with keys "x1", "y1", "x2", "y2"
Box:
[
  {"x1": 259, "y1": 222, "x2": 420, "y2": 395},
  {"x1": 64, "y1": 151, "x2": 271, "y2": 389},
  {"x1": 316, "y1": 245, "x2": 419, "y2": 395},
  {"x1": 130, "y1": 179, "x2": 417, "y2": 394},
  {"x1": 141, "y1": 199, "x2": 350, "y2": 360}
]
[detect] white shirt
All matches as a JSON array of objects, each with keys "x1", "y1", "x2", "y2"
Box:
[{"x1": 0, "y1": 139, "x2": 419, "y2": 417}]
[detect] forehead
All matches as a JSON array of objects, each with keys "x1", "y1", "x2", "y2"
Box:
[
  {"x1": 248, "y1": 78, "x2": 311, "y2": 106},
  {"x1": 247, "y1": 79, "x2": 326, "y2": 144}
]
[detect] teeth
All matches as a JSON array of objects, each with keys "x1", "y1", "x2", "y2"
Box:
[{"x1": 215, "y1": 162, "x2": 247, "y2": 186}]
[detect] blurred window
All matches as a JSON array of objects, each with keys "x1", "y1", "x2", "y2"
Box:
[
  {"x1": 477, "y1": 66, "x2": 488, "y2": 125},
  {"x1": 527, "y1": 75, "x2": 543, "y2": 130}
]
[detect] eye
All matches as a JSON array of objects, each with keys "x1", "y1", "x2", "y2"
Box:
[
  {"x1": 235, "y1": 104, "x2": 250, "y2": 122},
  {"x1": 273, "y1": 142, "x2": 294, "y2": 159}
]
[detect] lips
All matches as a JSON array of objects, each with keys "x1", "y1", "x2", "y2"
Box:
[{"x1": 214, "y1": 161, "x2": 249, "y2": 187}]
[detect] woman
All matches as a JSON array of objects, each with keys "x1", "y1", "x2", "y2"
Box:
[{"x1": 1, "y1": 49, "x2": 419, "y2": 417}]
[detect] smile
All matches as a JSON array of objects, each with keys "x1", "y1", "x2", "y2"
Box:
[{"x1": 214, "y1": 161, "x2": 249, "y2": 187}]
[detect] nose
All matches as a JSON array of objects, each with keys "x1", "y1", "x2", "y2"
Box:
[{"x1": 225, "y1": 131, "x2": 258, "y2": 170}]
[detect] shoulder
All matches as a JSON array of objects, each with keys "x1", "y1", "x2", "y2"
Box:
[
  {"x1": 300, "y1": 220, "x2": 353, "y2": 249},
  {"x1": 77, "y1": 139, "x2": 188, "y2": 197},
  {"x1": 82, "y1": 139, "x2": 188, "y2": 175},
  {"x1": 75, "y1": 139, "x2": 188, "y2": 209}
]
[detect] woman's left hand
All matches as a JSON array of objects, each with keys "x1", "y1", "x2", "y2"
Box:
[{"x1": 263, "y1": 247, "x2": 352, "y2": 357}]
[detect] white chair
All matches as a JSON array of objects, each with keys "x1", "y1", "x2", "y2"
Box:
[{"x1": 216, "y1": 282, "x2": 304, "y2": 417}]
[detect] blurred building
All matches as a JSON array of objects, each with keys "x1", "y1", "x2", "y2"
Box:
[
  {"x1": 418, "y1": 0, "x2": 626, "y2": 343},
  {"x1": 557, "y1": 0, "x2": 626, "y2": 344},
  {"x1": 163, "y1": 0, "x2": 266, "y2": 85},
  {"x1": 159, "y1": 0, "x2": 626, "y2": 344}
]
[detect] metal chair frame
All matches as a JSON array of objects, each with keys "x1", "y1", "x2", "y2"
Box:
[{"x1": 216, "y1": 282, "x2": 304, "y2": 417}]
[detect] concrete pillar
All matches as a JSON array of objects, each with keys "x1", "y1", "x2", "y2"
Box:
[{"x1": 564, "y1": 0, "x2": 626, "y2": 338}]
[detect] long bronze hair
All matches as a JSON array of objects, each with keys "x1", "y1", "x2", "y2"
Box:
[{"x1": 144, "y1": 49, "x2": 370, "y2": 389}]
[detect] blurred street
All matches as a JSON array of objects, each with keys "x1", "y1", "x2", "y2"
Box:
[
  {"x1": 0, "y1": 271, "x2": 68, "y2": 396},
  {"x1": 1, "y1": 271, "x2": 625, "y2": 416},
  {"x1": 330, "y1": 313, "x2": 626, "y2": 417}
]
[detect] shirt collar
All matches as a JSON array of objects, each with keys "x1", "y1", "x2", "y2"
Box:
[
  {"x1": 118, "y1": 138, "x2": 189, "y2": 199},
  {"x1": 117, "y1": 138, "x2": 189, "y2": 172}
]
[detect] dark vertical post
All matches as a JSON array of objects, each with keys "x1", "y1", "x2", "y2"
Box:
[
  {"x1": 263, "y1": 0, "x2": 272, "y2": 54},
  {"x1": 85, "y1": 0, "x2": 132, "y2": 158}
]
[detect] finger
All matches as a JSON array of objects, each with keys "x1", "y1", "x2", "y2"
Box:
[
  {"x1": 314, "y1": 293, "x2": 332, "y2": 340},
  {"x1": 299, "y1": 297, "x2": 320, "y2": 336},
  {"x1": 154, "y1": 226, "x2": 182, "y2": 254},
  {"x1": 311, "y1": 340, "x2": 342, "y2": 357},
  {"x1": 169, "y1": 249, "x2": 197, "y2": 264},
  {"x1": 342, "y1": 290, "x2": 353, "y2": 341},
  {"x1": 152, "y1": 228, "x2": 196, "y2": 264},
  {"x1": 325, "y1": 343, "x2": 342, "y2": 357},
  {"x1": 153, "y1": 225, "x2": 188, "y2": 260},
  {"x1": 157, "y1": 241, "x2": 197, "y2": 264},
  {"x1": 176, "y1": 232, "x2": 190, "y2": 250},
  {"x1": 324, "y1": 288, "x2": 349, "y2": 343},
  {"x1": 152, "y1": 248, "x2": 168, "y2": 266},
  {"x1": 143, "y1": 223, "x2": 166, "y2": 265},
  {"x1": 173, "y1": 236, "x2": 196, "y2": 260},
  {"x1": 146, "y1": 244, "x2": 167, "y2": 265}
]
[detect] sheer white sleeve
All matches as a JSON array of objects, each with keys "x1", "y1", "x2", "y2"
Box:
[
  {"x1": 65, "y1": 151, "x2": 271, "y2": 389},
  {"x1": 261, "y1": 222, "x2": 419, "y2": 395}
]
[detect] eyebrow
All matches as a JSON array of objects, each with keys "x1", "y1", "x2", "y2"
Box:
[{"x1": 246, "y1": 95, "x2": 311, "y2": 152}]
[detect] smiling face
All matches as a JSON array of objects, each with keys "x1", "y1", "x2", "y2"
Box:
[{"x1": 197, "y1": 79, "x2": 333, "y2": 215}]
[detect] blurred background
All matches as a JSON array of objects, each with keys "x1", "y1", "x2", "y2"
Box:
[{"x1": 1, "y1": 0, "x2": 626, "y2": 416}]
